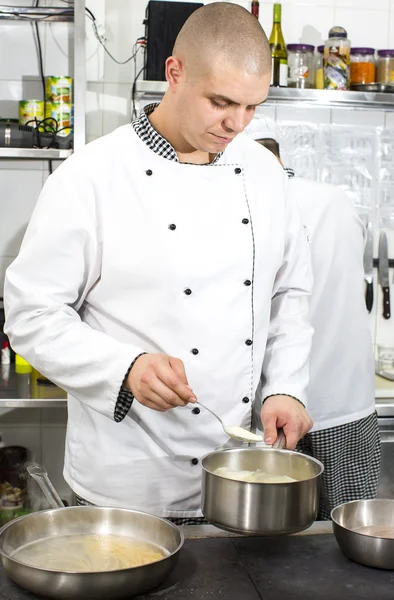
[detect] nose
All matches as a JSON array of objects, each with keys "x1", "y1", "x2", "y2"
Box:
[{"x1": 223, "y1": 108, "x2": 253, "y2": 134}]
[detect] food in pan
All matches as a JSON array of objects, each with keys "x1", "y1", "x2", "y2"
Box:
[
  {"x1": 213, "y1": 466, "x2": 297, "y2": 483},
  {"x1": 11, "y1": 533, "x2": 168, "y2": 572},
  {"x1": 352, "y1": 525, "x2": 394, "y2": 539}
]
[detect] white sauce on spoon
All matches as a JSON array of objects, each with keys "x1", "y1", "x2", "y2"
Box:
[{"x1": 224, "y1": 425, "x2": 263, "y2": 442}]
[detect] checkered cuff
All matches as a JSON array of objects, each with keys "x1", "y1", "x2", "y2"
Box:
[
  {"x1": 263, "y1": 393, "x2": 305, "y2": 408},
  {"x1": 114, "y1": 352, "x2": 147, "y2": 422}
]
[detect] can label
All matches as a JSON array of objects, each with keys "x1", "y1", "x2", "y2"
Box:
[
  {"x1": 45, "y1": 76, "x2": 73, "y2": 103},
  {"x1": 45, "y1": 102, "x2": 73, "y2": 137},
  {"x1": 19, "y1": 100, "x2": 44, "y2": 126}
]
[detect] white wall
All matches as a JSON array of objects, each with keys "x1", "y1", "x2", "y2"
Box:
[{"x1": 1, "y1": 0, "x2": 394, "y2": 498}]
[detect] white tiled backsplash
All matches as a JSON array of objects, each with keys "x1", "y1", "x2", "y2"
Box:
[{"x1": 1, "y1": 0, "x2": 394, "y2": 482}]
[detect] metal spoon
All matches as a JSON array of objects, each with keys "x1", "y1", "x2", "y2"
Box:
[{"x1": 195, "y1": 402, "x2": 286, "y2": 447}]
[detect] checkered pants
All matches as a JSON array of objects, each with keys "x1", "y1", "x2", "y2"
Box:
[
  {"x1": 297, "y1": 411, "x2": 381, "y2": 520},
  {"x1": 75, "y1": 495, "x2": 207, "y2": 526}
]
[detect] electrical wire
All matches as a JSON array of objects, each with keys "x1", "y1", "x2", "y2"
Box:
[{"x1": 132, "y1": 66, "x2": 145, "y2": 120}]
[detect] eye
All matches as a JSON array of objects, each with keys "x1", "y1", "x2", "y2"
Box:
[{"x1": 210, "y1": 99, "x2": 229, "y2": 109}]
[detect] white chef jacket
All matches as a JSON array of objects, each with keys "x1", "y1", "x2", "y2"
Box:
[
  {"x1": 283, "y1": 177, "x2": 375, "y2": 432},
  {"x1": 4, "y1": 126, "x2": 313, "y2": 517}
]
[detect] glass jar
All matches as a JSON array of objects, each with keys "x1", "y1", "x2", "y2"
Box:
[
  {"x1": 350, "y1": 48, "x2": 375, "y2": 85},
  {"x1": 287, "y1": 44, "x2": 315, "y2": 88},
  {"x1": 315, "y1": 45, "x2": 324, "y2": 89},
  {"x1": 377, "y1": 49, "x2": 394, "y2": 84},
  {"x1": 324, "y1": 26, "x2": 351, "y2": 90}
]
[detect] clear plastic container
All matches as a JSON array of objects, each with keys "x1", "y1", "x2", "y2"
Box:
[
  {"x1": 324, "y1": 26, "x2": 351, "y2": 90},
  {"x1": 315, "y1": 45, "x2": 324, "y2": 89},
  {"x1": 287, "y1": 43, "x2": 315, "y2": 88},
  {"x1": 350, "y1": 47, "x2": 375, "y2": 85},
  {"x1": 377, "y1": 49, "x2": 394, "y2": 84},
  {"x1": 377, "y1": 345, "x2": 394, "y2": 373}
]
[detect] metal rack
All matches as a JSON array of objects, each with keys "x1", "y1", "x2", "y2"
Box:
[
  {"x1": 137, "y1": 81, "x2": 394, "y2": 112},
  {"x1": 0, "y1": 2, "x2": 86, "y2": 157},
  {"x1": 0, "y1": 3, "x2": 86, "y2": 406}
]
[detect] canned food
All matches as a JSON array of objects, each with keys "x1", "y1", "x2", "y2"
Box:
[
  {"x1": 45, "y1": 76, "x2": 73, "y2": 103},
  {"x1": 45, "y1": 102, "x2": 73, "y2": 137},
  {"x1": 19, "y1": 100, "x2": 44, "y2": 126}
]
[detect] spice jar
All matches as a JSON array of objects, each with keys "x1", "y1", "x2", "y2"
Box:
[
  {"x1": 377, "y1": 49, "x2": 394, "y2": 84},
  {"x1": 315, "y1": 45, "x2": 324, "y2": 89},
  {"x1": 350, "y1": 48, "x2": 375, "y2": 85},
  {"x1": 324, "y1": 26, "x2": 351, "y2": 90},
  {"x1": 287, "y1": 44, "x2": 315, "y2": 88}
]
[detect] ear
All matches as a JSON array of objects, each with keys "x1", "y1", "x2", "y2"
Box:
[{"x1": 165, "y1": 56, "x2": 184, "y2": 90}]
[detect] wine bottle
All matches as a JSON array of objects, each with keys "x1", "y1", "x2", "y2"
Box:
[
  {"x1": 269, "y1": 3, "x2": 288, "y2": 87},
  {"x1": 251, "y1": 0, "x2": 259, "y2": 19}
]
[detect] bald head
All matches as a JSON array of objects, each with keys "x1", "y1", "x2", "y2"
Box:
[{"x1": 173, "y1": 2, "x2": 271, "y2": 78}]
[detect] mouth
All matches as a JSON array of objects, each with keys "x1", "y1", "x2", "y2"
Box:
[{"x1": 210, "y1": 133, "x2": 234, "y2": 144}]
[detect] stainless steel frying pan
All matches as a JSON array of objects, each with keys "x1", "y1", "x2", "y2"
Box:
[{"x1": 0, "y1": 464, "x2": 183, "y2": 599}]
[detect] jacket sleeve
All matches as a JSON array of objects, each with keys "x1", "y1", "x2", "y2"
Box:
[
  {"x1": 260, "y1": 186, "x2": 314, "y2": 408},
  {"x1": 4, "y1": 166, "x2": 145, "y2": 420}
]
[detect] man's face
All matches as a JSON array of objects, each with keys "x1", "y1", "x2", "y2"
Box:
[{"x1": 175, "y1": 61, "x2": 271, "y2": 154}]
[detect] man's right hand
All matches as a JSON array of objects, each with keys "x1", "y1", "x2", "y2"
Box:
[{"x1": 126, "y1": 353, "x2": 197, "y2": 412}]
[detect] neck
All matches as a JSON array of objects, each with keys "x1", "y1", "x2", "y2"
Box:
[{"x1": 148, "y1": 99, "x2": 215, "y2": 165}]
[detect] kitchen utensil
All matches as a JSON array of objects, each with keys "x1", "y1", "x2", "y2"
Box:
[
  {"x1": 363, "y1": 221, "x2": 374, "y2": 312},
  {"x1": 201, "y1": 447, "x2": 323, "y2": 535},
  {"x1": 0, "y1": 463, "x2": 183, "y2": 600},
  {"x1": 195, "y1": 401, "x2": 263, "y2": 443},
  {"x1": 378, "y1": 230, "x2": 391, "y2": 319},
  {"x1": 332, "y1": 499, "x2": 394, "y2": 569},
  {"x1": 350, "y1": 83, "x2": 394, "y2": 93},
  {"x1": 376, "y1": 370, "x2": 394, "y2": 381}
]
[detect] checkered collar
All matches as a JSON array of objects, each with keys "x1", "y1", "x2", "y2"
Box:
[{"x1": 131, "y1": 103, "x2": 222, "y2": 165}]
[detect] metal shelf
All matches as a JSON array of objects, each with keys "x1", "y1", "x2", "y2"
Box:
[
  {"x1": 0, "y1": 6, "x2": 73, "y2": 22},
  {"x1": 0, "y1": 148, "x2": 73, "y2": 160},
  {"x1": 137, "y1": 81, "x2": 394, "y2": 111},
  {"x1": 0, "y1": 399, "x2": 66, "y2": 408}
]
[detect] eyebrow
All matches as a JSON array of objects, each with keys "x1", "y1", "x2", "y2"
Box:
[{"x1": 209, "y1": 94, "x2": 265, "y2": 108}]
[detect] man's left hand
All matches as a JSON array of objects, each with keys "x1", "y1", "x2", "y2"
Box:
[{"x1": 260, "y1": 395, "x2": 313, "y2": 450}]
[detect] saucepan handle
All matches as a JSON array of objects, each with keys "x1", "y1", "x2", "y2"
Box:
[
  {"x1": 27, "y1": 462, "x2": 65, "y2": 509},
  {"x1": 272, "y1": 428, "x2": 286, "y2": 449}
]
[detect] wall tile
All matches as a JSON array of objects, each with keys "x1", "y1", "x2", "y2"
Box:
[
  {"x1": 389, "y1": 7, "x2": 394, "y2": 47},
  {"x1": 44, "y1": 23, "x2": 73, "y2": 79},
  {"x1": 333, "y1": 8, "x2": 389, "y2": 49},
  {"x1": 0, "y1": 22, "x2": 44, "y2": 80},
  {"x1": 276, "y1": 105, "x2": 331, "y2": 123},
  {"x1": 335, "y1": 0, "x2": 389, "y2": 9},
  {"x1": 102, "y1": 82, "x2": 132, "y2": 136},
  {"x1": 385, "y1": 113, "x2": 394, "y2": 128},
  {"x1": 86, "y1": 82, "x2": 104, "y2": 138},
  {"x1": 41, "y1": 425, "x2": 72, "y2": 502},
  {"x1": 103, "y1": 0, "x2": 146, "y2": 84},
  {"x1": 331, "y1": 109, "x2": 386, "y2": 127},
  {"x1": 0, "y1": 257, "x2": 16, "y2": 295},
  {"x1": 0, "y1": 169, "x2": 43, "y2": 257},
  {"x1": 281, "y1": 6, "x2": 336, "y2": 47},
  {"x1": 0, "y1": 408, "x2": 40, "y2": 426}
]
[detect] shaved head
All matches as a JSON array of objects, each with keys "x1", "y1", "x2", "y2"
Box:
[{"x1": 173, "y1": 2, "x2": 271, "y2": 78}]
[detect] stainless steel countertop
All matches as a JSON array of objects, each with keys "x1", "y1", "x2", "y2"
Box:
[{"x1": 182, "y1": 520, "x2": 333, "y2": 539}]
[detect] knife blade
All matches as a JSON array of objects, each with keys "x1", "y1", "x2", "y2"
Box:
[
  {"x1": 363, "y1": 221, "x2": 374, "y2": 313},
  {"x1": 378, "y1": 230, "x2": 391, "y2": 319}
]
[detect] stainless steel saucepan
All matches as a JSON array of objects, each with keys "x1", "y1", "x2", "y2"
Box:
[
  {"x1": 0, "y1": 464, "x2": 183, "y2": 599},
  {"x1": 201, "y1": 447, "x2": 323, "y2": 535},
  {"x1": 332, "y1": 499, "x2": 394, "y2": 570}
]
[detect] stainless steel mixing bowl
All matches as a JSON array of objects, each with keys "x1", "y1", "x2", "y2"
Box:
[
  {"x1": 201, "y1": 447, "x2": 323, "y2": 535},
  {"x1": 0, "y1": 506, "x2": 184, "y2": 599},
  {"x1": 332, "y1": 499, "x2": 394, "y2": 570}
]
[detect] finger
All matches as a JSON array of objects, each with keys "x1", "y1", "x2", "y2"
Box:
[
  {"x1": 150, "y1": 377, "x2": 189, "y2": 408},
  {"x1": 169, "y1": 357, "x2": 188, "y2": 384},
  {"x1": 261, "y1": 413, "x2": 278, "y2": 446},
  {"x1": 135, "y1": 391, "x2": 173, "y2": 412},
  {"x1": 283, "y1": 429, "x2": 299, "y2": 451},
  {"x1": 156, "y1": 363, "x2": 196, "y2": 403}
]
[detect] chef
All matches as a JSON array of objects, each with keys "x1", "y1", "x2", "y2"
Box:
[
  {"x1": 4, "y1": 3, "x2": 313, "y2": 522},
  {"x1": 247, "y1": 116, "x2": 381, "y2": 520}
]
